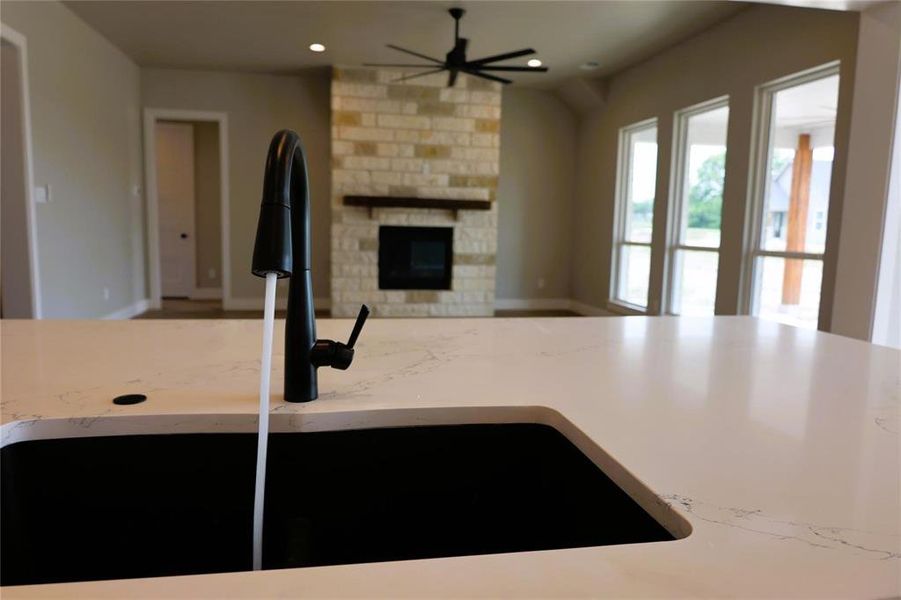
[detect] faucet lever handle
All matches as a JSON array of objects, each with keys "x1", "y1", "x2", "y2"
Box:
[
  {"x1": 346, "y1": 304, "x2": 370, "y2": 349},
  {"x1": 311, "y1": 305, "x2": 370, "y2": 371}
]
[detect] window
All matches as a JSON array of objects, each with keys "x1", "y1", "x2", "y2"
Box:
[
  {"x1": 667, "y1": 100, "x2": 729, "y2": 315},
  {"x1": 611, "y1": 120, "x2": 658, "y2": 310},
  {"x1": 746, "y1": 66, "x2": 840, "y2": 329}
]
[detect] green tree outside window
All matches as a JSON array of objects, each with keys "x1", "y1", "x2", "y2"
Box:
[{"x1": 687, "y1": 153, "x2": 725, "y2": 230}]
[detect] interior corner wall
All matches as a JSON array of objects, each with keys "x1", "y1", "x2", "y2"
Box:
[
  {"x1": 1, "y1": 0, "x2": 145, "y2": 318},
  {"x1": 1, "y1": 39, "x2": 31, "y2": 317},
  {"x1": 496, "y1": 89, "x2": 577, "y2": 301},
  {"x1": 140, "y1": 67, "x2": 332, "y2": 306},
  {"x1": 871, "y1": 90, "x2": 901, "y2": 348},
  {"x1": 570, "y1": 4, "x2": 860, "y2": 316},
  {"x1": 831, "y1": 1, "x2": 901, "y2": 341}
]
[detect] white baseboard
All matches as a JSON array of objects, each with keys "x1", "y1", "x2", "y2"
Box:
[
  {"x1": 190, "y1": 287, "x2": 223, "y2": 300},
  {"x1": 102, "y1": 298, "x2": 151, "y2": 320},
  {"x1": 494, "y1": 298, "x2": 613, "y2": 316},
  {"x1": 224, "y1": 297, "x2": 331, "y2": 311}
]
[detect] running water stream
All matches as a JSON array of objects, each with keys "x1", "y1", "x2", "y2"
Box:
[{"x1": 253, "y1": 272, "x2": 278, "y2": 570}]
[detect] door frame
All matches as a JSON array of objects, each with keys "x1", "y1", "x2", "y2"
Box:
[
  {"x1": 143, "y1": 108, "x2": 230, "y2": 309},
  {"x1": 1, "y1": 23, "x2": 42, "y2": 318}
]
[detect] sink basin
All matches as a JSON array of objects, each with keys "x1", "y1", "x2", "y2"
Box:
[{"x1": 2, "y1": 421, "x2": 681, "y2": 586}]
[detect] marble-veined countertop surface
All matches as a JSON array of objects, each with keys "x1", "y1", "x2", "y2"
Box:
[{"x1": 1, "y1": 316, "x2": 898, "y2": 598}]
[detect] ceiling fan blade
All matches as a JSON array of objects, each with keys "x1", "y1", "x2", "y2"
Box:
[
  {"x1": 468, "y1": 48, "x2": 535, "y2": 66},
  {"x1": 393, "y1": 68, "x2": 447, "y2": 83},
  {"x1": 477, "y1": 66, "x2": 549, "y2": 72},
  {"x1": 462, "y1": 69, "x2": 513, "y2": 85},
  {"x1": 363, "y1": 63, "x2": 441, "y2": 68},
  {"x1": 386, "y1": 44, "x2": 444, "y2": 65}
]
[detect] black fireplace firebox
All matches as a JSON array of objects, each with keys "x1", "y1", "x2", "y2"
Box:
[{"x1": 378, "y1": 226, "x2": 453, "y2": 290}]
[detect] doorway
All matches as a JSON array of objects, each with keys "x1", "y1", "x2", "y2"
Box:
[
  {"x1": 156, "y1": 121, "x2": 197, "y2": 298},
  {"x1": 144, "y1": 110, "x2": 229, "y2": 308},
  {"x1": 0, "y1": 26, "x2": 40, "y2": 318}
]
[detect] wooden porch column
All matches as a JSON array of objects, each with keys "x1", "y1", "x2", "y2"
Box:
[{"x1": 781, "y1": 133, "x2": 812, "y2": 305}]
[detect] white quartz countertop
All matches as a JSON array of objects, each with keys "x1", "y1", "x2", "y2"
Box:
[{"x1": 1, "y1": 316, "x2": 899, "y2": 598}]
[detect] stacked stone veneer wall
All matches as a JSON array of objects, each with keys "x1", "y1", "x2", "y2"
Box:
[{"x1": 330, "y1": 67, "x2": 502, "y2": 317}]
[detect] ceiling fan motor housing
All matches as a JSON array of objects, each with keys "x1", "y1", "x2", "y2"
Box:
[{"x1": 363, "y1": 7, "x2": 548, "y2": 87}]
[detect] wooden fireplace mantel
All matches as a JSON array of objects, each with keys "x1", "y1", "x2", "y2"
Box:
[{"x1": 343, "y1": 195, "x2": 492, "y2": 220}]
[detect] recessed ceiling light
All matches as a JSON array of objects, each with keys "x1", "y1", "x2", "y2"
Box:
[
  {"x1": 527, "y1": 59, "x2": 542, "y2": 68},
  {"x1": 309, "y1": 43, "x2": 326, "y2": 53},
  {"x1": 580, "y1": 61, "x2": 600, "y2": 71}
]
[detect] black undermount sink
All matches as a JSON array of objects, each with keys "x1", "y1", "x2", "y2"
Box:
[{"x1": 1, "y1": 423, "x2": 676, "y2": 586}]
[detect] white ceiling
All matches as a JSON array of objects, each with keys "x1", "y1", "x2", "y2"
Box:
[
  {"x1": 64, "y1": 1, "x2": 747, "y2": 88},
  {"x1": 774, "y1": 74, "x2": 840, "y2": 128}
]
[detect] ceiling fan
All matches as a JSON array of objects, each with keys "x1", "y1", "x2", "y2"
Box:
[{"x1": 363, "y1": 8, "x2": 548, "y2": 87}]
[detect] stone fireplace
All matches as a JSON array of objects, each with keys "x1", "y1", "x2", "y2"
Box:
[{"x1": 330, "y1": 67, "x2": 501, "y2": 317}]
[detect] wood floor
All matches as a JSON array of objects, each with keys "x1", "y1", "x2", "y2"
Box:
[{"x1": 135, "y1": 299, "x2": 578, "y2": 319}]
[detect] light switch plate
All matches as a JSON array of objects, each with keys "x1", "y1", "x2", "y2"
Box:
[{"x1": 34, "y1": 184, "x2": 50, "y2": 204}]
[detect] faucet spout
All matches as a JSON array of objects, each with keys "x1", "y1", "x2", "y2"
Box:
[
  {"x1": 252, "y1": 130, "x2": 368, "y2": 402},
  {"x1": 252, "y1": 130, "x2": 311, "y2": 277}
]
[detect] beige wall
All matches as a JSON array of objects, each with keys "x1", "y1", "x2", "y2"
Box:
[
  {"x1": 831, "y1": 1, "x2": 901, "y2": 341},
  {"x1": 1, "y1": 1, "x2": 144, "y2": 318},
  {"x1": 496, "y1": 89, "x2": 577, "y2": 301},
  {"x1": 571, "y1": 4, "x2": 859, "y2": 324},
  {"x1": 872, "y1": 30, "x2": 901, "y2": 348},
  {"x1": 1, "y1": 39, "x2": 32, "y2": 317},
  {"x1": 140, "y1": 67, "x2": 332, "y2": 305},
  {"x1": 192, "y1": 121, "x2": 221, "y2": 289},
  {"x1": 873, "y1": 93, "x2": 900, "y2": 348}
]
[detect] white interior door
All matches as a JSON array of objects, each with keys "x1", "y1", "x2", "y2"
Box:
[{"x1": 155, "y1": 121, "x2": 196, "y2": 298}]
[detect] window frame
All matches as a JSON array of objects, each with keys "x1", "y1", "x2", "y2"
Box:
[
  {"x1": 742, "y1": 62, "x2": 840, "y2": 324},
  {"x1": 665, "y1": 96, "x2": 730, "y2": 316},
  {"x1": 610, "y1": 117, "x2": 659, "y2": 313}
]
